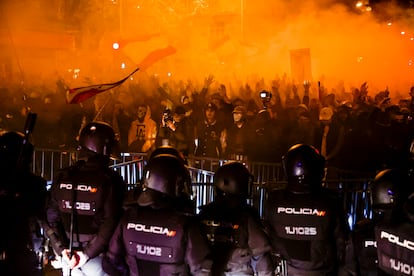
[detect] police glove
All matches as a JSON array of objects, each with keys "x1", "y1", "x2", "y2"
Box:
[
  {"x1": 50, "y1": 255, "x2": 63, "y2": 269},
  {"x1": 72, "y1": 250, "x2": 89, "y2": 269},
  {"x1": 61, "y1": 249, "x2": 76, "y2": 268}
]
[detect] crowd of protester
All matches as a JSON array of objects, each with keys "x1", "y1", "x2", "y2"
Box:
[{"x1": 1, "y1": 74, "x2": 414, "y2": 174}]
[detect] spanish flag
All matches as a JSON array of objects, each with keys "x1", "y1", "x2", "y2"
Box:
[{"x1": 66, "y1": 45, "x2": 177, "y2": 104}]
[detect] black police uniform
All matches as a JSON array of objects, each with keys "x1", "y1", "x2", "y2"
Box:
[
  {"x1": 265, "y1": 189, "x2": 349, "y2": 275},
  {"x1": 351, "y1": 218, "x2": 379, "y2": 276},
  {"x1": 0, "y1": 171, "x2": 47, "y2": 276},
  {"x1": 368, "y1": 168, "x2": 414, "y2": 276},
  {"x1": 350, "y1": 167, "x2": 404, "y2": 276},
  {"x1": 0, "y1": 131, "x2": 47, "y2": 276},
  {"x1": 264, "y1": 143, "x2": 352, "y2": 275},
  {"x1": 46, "y1": 158, "x2": 125, "y2": 266},
  {"x1": 197, "y1": 161, "x2": 273, "y2": 276},
  {"x1": 194, "y1": 120, "x2": 225, "y2": 159},
  {"x1": 197, "y1": 200, "x2": 274, "y2": 275},
  {"x1": 375, "y1": 214, "x2": 414, "y2": 275},
  {"x1": 104, "y1": 203, "x2": 211, "y2": 276}
]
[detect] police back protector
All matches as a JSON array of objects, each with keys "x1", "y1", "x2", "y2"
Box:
[
  {"x1": 123, "y1": 207, "x2": 187, "y2": 264},
  {"x1": 375, "y1": 221, "x2": 414, "y2": 275},
  {"x1": 265, "y1": 189, "x2": 346, "y2": 273},
  {"x1": 198, "y1": 202, "x2": 252, "y2": 274},
  {"x1": 54, "y1": 162, "x2": 117, "y2": 241}
]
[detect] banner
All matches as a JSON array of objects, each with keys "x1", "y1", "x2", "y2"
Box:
[{"x1": 290, "y1": 48, "x2": 312, "y2": 84}]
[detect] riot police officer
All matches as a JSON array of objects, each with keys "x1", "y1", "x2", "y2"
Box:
[
  {"x1": 197, "y1": 161, "x2": 274, "y2": 276},
  {"x1": 103, "y1": 151, "x2": 212, "y2": 275},
  {"x1": 0, "y1": 131, "x2": 47, "y2": 276},
  {"x1": 373, "y1": 169, "x2": 414, "y2": 275},
  {"x1": 45, "y1": 121, "x2": 126, "y2": 276},
  {"x1": 352, "y1": 168, "x2": 409, "y2": 276},
  {"x1": 264, "y1": 143, "x2": 350, "y2": 275},
  {"x1": 147, "y1": 145, "x2": 195, "y2": 214}
]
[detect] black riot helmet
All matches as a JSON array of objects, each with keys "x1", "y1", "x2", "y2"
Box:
[
  {"x1": 214, "y1": 161, "x2": 253, "y2": 201},
  {"x1": 0, "y1": 131, "x2": 33, "y2": 171},
  {"x1": 149, "y1": 145, "x2": 185, "y2": 164},
  {"x1": 370, "y1": 169, "x2": 412, "y2": 212},
  {"x1": 149, "y1": 145, "x2": 191, "y2": 193},
  {"x1": 78, "y1": 121, "x2": 120, "y2": 160},
  {"x1": 138, "y1": 153, "x2": 191, "y2": 208},
  {"x1": 283, "y1": 144, "x2": 325, "y2": 194}
]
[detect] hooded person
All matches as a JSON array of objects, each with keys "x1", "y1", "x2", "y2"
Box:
[{"x1": 127, "y1": 104, "x2": 157, "y2": 153}]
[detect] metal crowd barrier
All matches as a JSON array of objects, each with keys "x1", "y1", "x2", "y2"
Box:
[
  {"x1": 110, "y1": 158, "x2": 146, "y2": 190},
  {"x1": 33, "y1": 150, "x2": 374, "y2": 227},
  {"x1": 188, "y1": 166, "x2": 215, "y2": 214},
  {"x1": 32, "y1": 149, "x2": 78, "y2": 188},
  {"x1": 186, "y1": 157, "x2": 374, "y2": 227},
  {"x1": 187, "y1": 178, "x2": 372, "y2": 228},
  {"x1": 33, "y1": 151, "x2": 287, "y2": 187},
  {"x1": 33, "y1": 149, "x2": 147, "y2": 189},
  {"x1": 186, "y1": 156, "x2": 285, "y2": 184},
  {"x1": 186, "y1": 156, "x2": 225, "y2": 172}
]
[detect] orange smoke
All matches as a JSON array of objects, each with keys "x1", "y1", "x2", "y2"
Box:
[{"x1": 0, "y1": 0, "x2": 413, "y2": 97}]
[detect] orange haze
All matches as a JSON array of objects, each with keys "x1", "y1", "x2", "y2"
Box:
[{"x1": 0, "y1": 0, "x2": 413, "y2": 98}]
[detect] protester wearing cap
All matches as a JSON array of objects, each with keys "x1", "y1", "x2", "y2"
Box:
[
  {"x1": 193, "y1": 102, "x2": 226, "y2": 165},
  {"x1": 233, "y1": 105, "x2": 247, "y2": 115},
  {"x1": 205, "y1": 102, "x2": 217, "y2": 112},
  {"x1": 223, "y1": 105, "x2": 253, "y2": 161},
  {"x1": 209, "y1": 84, "x2": 234, "y2": 129},
  {"x1": 314, "y1": 106, "x2": 349, "y2": 168},
  {"x1": 314, "y1": 107, "x2": 335, "y2": 159}
]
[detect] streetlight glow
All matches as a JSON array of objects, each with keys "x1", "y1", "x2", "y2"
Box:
[{"x1": 112, "y1": 42, "x2": 120, "y2": 50}]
